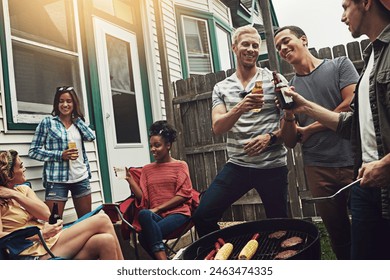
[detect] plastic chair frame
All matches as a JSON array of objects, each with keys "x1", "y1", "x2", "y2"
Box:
[{"x1": 0, "y1": 226, "x2": 56, "y2": 260}]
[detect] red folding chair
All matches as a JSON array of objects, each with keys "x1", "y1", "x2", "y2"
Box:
[
  {"x1": 107, "y1": 167, "x2": 200, "y2": 259},
  {"x1": 102, "y1": 195, "x2": 141, "y2": 259}
]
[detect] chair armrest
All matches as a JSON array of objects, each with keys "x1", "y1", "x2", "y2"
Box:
[
  {"x1": 102, "y1": 203, "x2": 136, "y2": 231},
  {"x1": 0, "y1": 226, "x2": 56, "y2": 259}
]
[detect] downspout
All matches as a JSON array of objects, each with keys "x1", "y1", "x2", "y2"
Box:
[
  {"x1": 153, "y1": 0, "x2": 174, "y2": 125},
  {"x1": 251, "y1": 0, "x2": 256, "y2": 26},
  {"x1": 259, "y1": 0, "x2": 279, "y2": 72},
  {"x1": 153, "y1": 0, "x2": 184, "y2": 159}
]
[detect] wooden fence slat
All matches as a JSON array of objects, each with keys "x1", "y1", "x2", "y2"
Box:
[
  {"x1": 172, "y1": 91, "x2": 212, "y2": 104},
  {"x1": 333, "y1": 44, "x2": 347, "y2": 58},
  {"x1": 318, "y1": 47, "x2": 333, "y2": 59},
  {"x1": 347, "y1": 41, "x2": 364, "y2": 74},
  {"x1": 360, "y1": 39, "x2": 370, "y2": 52},
  {"x1": 309, "y1": 48, "x2": 319, "y2": 58},
  {"x1": 346, "y1": 41, "x2": 362, "y2": 62}
]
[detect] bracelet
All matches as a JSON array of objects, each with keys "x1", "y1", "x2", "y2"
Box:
[{"x1": 283, "y1": 115, "x2": 296, "y2": 122}]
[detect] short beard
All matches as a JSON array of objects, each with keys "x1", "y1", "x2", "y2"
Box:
[
  {"x1": 351, "y1": 31, "x2": 362, "y2": 39},
  {"x1": 241, "y1": 61, "x2": 256, "y2": 69}
]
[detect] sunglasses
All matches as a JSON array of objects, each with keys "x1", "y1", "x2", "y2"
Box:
[{"x1": 56, "y1": 86, "x2": 74, "y2": 92}]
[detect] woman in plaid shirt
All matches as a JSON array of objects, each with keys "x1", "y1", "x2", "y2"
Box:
[{"x1": 29, "y1": 86, "x2": 95, "y2": 219}]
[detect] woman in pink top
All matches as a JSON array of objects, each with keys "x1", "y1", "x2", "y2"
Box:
[{"x1": 125, "y1": 121, "x2": 193, "y2": 260}]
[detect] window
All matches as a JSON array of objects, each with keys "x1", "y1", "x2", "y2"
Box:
[
  {"x1": 177, "y1": 8, "x2": 233, "y2": 78},
  {"x1": 216, "y1": 25, "x2": 234, "y2": 71},
  {"x1": 92, "y1": 0, "x2": 135, "y2": 24},
  {"x1": 4, "y1": 0, "x2": 85, "y2": 124},
  {"x1": 105, "y1": 34, "x2": 141, "y2": 144},
  {"x1": 182, "y1": 16, "x2": 213, "y2": 75}
]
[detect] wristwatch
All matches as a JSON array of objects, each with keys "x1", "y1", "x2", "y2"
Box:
[{"x1": 268, "y1": 132, "x2": 277, "y2": 146}]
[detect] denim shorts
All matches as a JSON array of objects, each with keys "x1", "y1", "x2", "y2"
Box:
[{"x1": 45, "y1": 178, "x2": 91, "y2": 201}]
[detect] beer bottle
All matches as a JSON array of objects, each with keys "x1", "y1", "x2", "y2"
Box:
[
  {"x1": 49, "y1": 203, "x2": 60, "y2": 224},
  {"x1": 272, "y1": 71, "x2": 294, "y2": 109}
]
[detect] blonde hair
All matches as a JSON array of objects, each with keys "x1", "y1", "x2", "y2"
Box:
[{"x1": 232, "y1": 25, "x2": 261, "y2": 45}]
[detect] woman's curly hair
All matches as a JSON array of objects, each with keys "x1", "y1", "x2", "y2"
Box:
[
  {"x1": 0, "y1": 149, "x2": 18, "y2": 186},
  {"x1": 148, "y1": 120, "x2": 177, "y2": 144}
]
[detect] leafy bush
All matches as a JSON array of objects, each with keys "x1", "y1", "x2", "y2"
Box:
[{"x1": 315, "y1": 221, "x2": 336, "y2": 260}]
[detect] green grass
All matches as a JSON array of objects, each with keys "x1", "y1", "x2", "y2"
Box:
[{"x1": 315, "y1": 221, "x2": 337, "y2": 260}]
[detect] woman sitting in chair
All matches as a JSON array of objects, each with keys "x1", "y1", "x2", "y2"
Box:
[
  {"x1": 0, "y1": 149, "x2": 123, "y2": 260},
  {"x1": 124, "y1": 120, "x2": 193, "y2": 260}
]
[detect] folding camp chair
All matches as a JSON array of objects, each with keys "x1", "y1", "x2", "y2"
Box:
[
  {"x1": 101, "y1": 199, "x2": 141, "y2": 259},
  {"x1": 110, "y1": 167, "x2": 200, "y2": 259},
  {"x1": 0, "y1": 202, "x2": 105, "y2": 260},
  {"x1": 0, "y1": 226, "x2": 57, "y2": 260}
]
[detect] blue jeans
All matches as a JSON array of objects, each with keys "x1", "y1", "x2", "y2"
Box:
[
  {"x1": 45, "y1": 178, "x2": 91, "y2": 201},
  {"x1": 350, "y1": 183, "x2": 390, "y2": 259},
  {"x1": 137, "y1": 209, "x2": 189, "y2": 256},
  {"x1": 193, "y1": 163, "x2": 288, "y2": 237}
]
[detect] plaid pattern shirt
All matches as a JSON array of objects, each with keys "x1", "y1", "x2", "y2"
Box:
[{"x1": 29, "y1": 116, "x2": 95, "y2": 183}]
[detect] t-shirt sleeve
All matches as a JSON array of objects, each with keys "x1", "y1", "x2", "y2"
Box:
[
  {"x1": 337, "y1": 56, "x2": 359, "y2": 90},
  {"x1": 211, "y1": 83, "x2": 225, "y2": 109},
  {"x1": 175, "y1": 162, "x2": 193, "y2": 199}
]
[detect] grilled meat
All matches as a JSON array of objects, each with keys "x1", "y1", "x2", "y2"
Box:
[
  {"x1": 268, "y1": 230, "x2": 287, "y2": 239},
  {"x1": 274, "y1": 250, "x2": 298, "y2": 259},
  {"x1": 280, "y1": 236, "x2": 303, "y2": 248}
]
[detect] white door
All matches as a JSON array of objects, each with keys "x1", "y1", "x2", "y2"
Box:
[{"x1": 94, "y1": 18, "x2": 150, "y2": 202}]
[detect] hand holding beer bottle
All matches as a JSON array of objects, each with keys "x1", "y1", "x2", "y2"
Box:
[
  {"x1": 240, "y1": 80, "x2": 264, "y2": 113},
  {"x1": 251, "y1": 81, "x2": 263, "y2": 112},
  {"x1": 272, "y1": 71, "x2": 294, "y2": 109}
]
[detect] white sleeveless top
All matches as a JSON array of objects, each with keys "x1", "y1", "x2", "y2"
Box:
[{"x1": 66, "y1": 124, "x2": 88, "y2": 183}]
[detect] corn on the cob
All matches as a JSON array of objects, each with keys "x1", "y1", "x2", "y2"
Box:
[
  {"x1": 238, "y1": 233, "x2": 260, "y2": 260},
  {"x1": 238, "y1": 240, "x2": 258, "y2": 260},
  {"x1": 214, "y1": 243, "x2": 233, "y2": 260}
]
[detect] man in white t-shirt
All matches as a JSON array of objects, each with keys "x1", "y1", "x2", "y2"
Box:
[{"x1": 281, "y1": 0, "x2": 390, "y2": 259}]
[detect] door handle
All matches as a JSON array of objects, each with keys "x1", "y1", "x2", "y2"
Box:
[{"x1": 106, "y1": 113, "x2": 110, "y2": 119}]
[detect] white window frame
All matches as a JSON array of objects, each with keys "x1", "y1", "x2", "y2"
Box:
[
  {"x1": 2, "y1": 0, "x2": 89, "y2": 124},
  {"x1": 216, "y1": 24, "x2": 233, "y2": 71},
  {"x1": 181, "y1": 15, "x2": 214, "y2": 75}
]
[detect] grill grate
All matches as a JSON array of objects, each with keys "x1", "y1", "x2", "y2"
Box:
[{"x1": 196, "y1": 230, "x2": 313, "y2": 260}]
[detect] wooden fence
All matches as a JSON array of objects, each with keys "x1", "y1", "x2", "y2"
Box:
[{"x1": 171, "y1": 39, "x2": 369, "y2": 221}]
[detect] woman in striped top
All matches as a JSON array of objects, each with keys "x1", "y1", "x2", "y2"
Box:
[{"x1": 124, "y1": 121, "x2": 193, "y2": 260}]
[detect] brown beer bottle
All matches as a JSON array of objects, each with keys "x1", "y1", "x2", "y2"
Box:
[
  {"x1": 272, "y1": 71, "x2": 294, "y2": 109},
  {"x1": 49, "y1": 203, "x2": 60, "y2": 224}
]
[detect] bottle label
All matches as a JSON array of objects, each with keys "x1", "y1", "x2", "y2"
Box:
[{"x1": 280, "y1": 87, "x2": 293, "y2": 103}]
